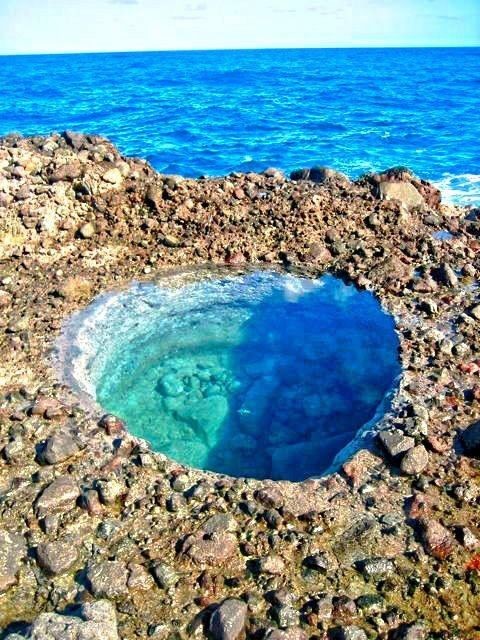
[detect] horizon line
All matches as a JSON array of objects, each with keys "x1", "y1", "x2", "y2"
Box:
[{"x1": 1, "y1": 44, "x2": 479, "y2": 57}]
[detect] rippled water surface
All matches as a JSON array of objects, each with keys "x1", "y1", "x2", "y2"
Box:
[
  {"x1": 59, "y1": 270, "x2": 401, "y2": 481},
  {"x1": 0, "y1": 48, "x2": 479, "y2": 204}
]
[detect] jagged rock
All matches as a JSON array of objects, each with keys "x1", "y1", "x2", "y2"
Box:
[
  {"x1": 0, "y1": 530, "x2": 26, "y2": 593},
  {"x1": 49, "y1": 162, "x2": 82, "y2": 183},
  {"x1": 38, "y1": 430, "x2": 80, "y2": 464},
  {"x1": 87, "y1": 560, "x2": 129, "y2": 598},
  {"x1": 35, "y1": 476, "x2": 80, "y2": 518},
  {"x1": 379, "y1": 430, "x2": 415, "y2": 458},
  {"x1": 36, "y1": 539, "x2": 78, "y2": 575},
  {"x1": 209, "y1": 598, "x2": 247, "y2": 640},
  {"x1": 378, "y1": 181, "x2": 424, "y2": 208},
  {"x1": 419, "y1": 518, "x2": 455, "y2": 559}
]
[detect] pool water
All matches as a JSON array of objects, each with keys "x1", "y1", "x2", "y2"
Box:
[{"x1": 61, "y1": 269, "x2": 401, "y2": 481}]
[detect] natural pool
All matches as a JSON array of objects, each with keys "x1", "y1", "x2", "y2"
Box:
[{"x1": 59, "y1": 269, "x2": 401, "y2": 481}]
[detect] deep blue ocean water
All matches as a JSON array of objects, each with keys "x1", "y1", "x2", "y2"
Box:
[
  {"x1": 59, "y1": 270, "x2": 400, "y2": 481},
  {"x1": 0, "y1": 48, "x2": 479, "y2": 204}
]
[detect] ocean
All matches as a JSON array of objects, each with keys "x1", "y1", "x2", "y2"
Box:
[{"x1": 0, "y1": 47, "x2": 478, "y2": 205}]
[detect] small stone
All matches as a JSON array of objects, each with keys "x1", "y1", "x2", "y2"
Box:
[
  {"x1": 87, "y1": 560, "x2": 129, "y2": 598},
  {"x1": 378, "y1": 430, "x2": 415, "y2": 457},
  {"x1": 458, "y1": 526, "x2": 479, "y2": 550},
  {"x1": 400, "y1": 445, "x2": 429, "y2": 475},
  {"x1": 209, "y1": 598, "x2": 247, "y2": 640},
  {"x1": 161, "y1": 233, "x2": 182, "y2": 248},
  {"x1": 258, "y1": 554, "x2": 285, "y2": 575},
  {"x1": 35, "y1": 476, "x2": 80, "y2": 518},
  {"x1": 36, "y1": 539, "x2": 78, "y2": 575},
  {"x1": 78, "y1": 222, "x2": 96, "y2": 239},
  {"x1": 38, "y1": 430, "x2": 80, "y2": 464},
  {"x1": 0, "y1": 290, "x2": 12, "y2": 307},
  {"x1": 102, "y1": 167, "x2": 123, "y2": 185},
  {"x1": 97, "y1": 478, "x2": 125, "y2": 505},
  {"x1": 151, "y1": 562, "x2": 178, "y2": 589}
]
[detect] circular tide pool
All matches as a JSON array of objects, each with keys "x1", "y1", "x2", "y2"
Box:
[{"x1": 58, "y1": 269, "x2": 401, "y2": 481}]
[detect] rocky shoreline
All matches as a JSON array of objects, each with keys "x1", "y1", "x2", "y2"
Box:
[{"x1": 0, "y1": 132, "x2": 479, "y2": 639}]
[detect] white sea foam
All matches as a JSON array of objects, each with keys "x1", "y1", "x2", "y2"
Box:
[{"x1": 435, "y1": 172, "x2": 480, "y2": 207}]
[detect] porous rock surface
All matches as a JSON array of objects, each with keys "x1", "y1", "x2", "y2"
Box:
[{"x1": 0, "y1": 132, "x2": 480, "y2": 638}]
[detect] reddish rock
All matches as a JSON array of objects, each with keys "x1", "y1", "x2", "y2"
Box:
[{"x1": 419, "y1": 518, "x2": 455, "y2": 559}]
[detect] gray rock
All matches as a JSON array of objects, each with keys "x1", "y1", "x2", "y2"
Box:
[
  {"x1": 35, "y1": 476, "x2": 80, "y2": 518},
  {"x1": 0, "y1": 530, "x2": 26, "y2": 593},
  {"x1": 38, "y1": 431, "x2": 80, "y2": 464},
  {"x1": 209, "y1": 598, "x2": 247, "y2": 640},
  {"x1": 87, "y1": 560, "x2": 128, "y2": 598},
  {"x1": 461, "y1": 420, "x2": 480, "y2": 455},
  {"x1": 400, "y1": 445, "x2": 429, "y2": 475},
  {"x1": 378, "y1": 430, "x2": 415, "y2": 457},
  {"x1": 272, "y1": 603, "x2": 298, "y2": 628},
  {"x1": 151, "y1": 562, "x2": 178, "y2": 589},
  {"x1": 4, "y1": 599, "x2": 118, "y2": 640},
  {"x1": 36, "y1": 539, "x2": 78, "y2": 575}
]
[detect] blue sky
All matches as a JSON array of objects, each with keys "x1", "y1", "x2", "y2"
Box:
[{"x1": 1, "y1": 0, "x2": 478, "y2": 54}]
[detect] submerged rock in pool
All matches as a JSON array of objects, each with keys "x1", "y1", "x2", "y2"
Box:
[{"x1": 58, "y1": 269, "x2": 401, "y2": 481}]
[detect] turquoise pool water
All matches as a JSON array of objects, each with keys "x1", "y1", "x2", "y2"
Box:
[{"x1": 62, "y1": 270, "x2": 401, "y2": 481}]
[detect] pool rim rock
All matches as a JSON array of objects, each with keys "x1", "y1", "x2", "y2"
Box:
[
  {"x1": 54, "y1": 264, "x2": 403, "y2": 482},
  {"x1": 1, "y1": 131, "x2": 479, "y2": 638}
]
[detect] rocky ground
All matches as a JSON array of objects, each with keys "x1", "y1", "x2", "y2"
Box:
[{"x1": 0, "y1": 132, "x2": 479, "y2": 639}]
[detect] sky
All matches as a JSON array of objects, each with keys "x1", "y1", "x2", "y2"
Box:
[{"x1": 0, "y1": 0, "x2": 479, "y2": 55}]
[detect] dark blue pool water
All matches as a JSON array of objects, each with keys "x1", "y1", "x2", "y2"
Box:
[{"x1": 61, "y1": 270, "x2": 401, "y2": 481}]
